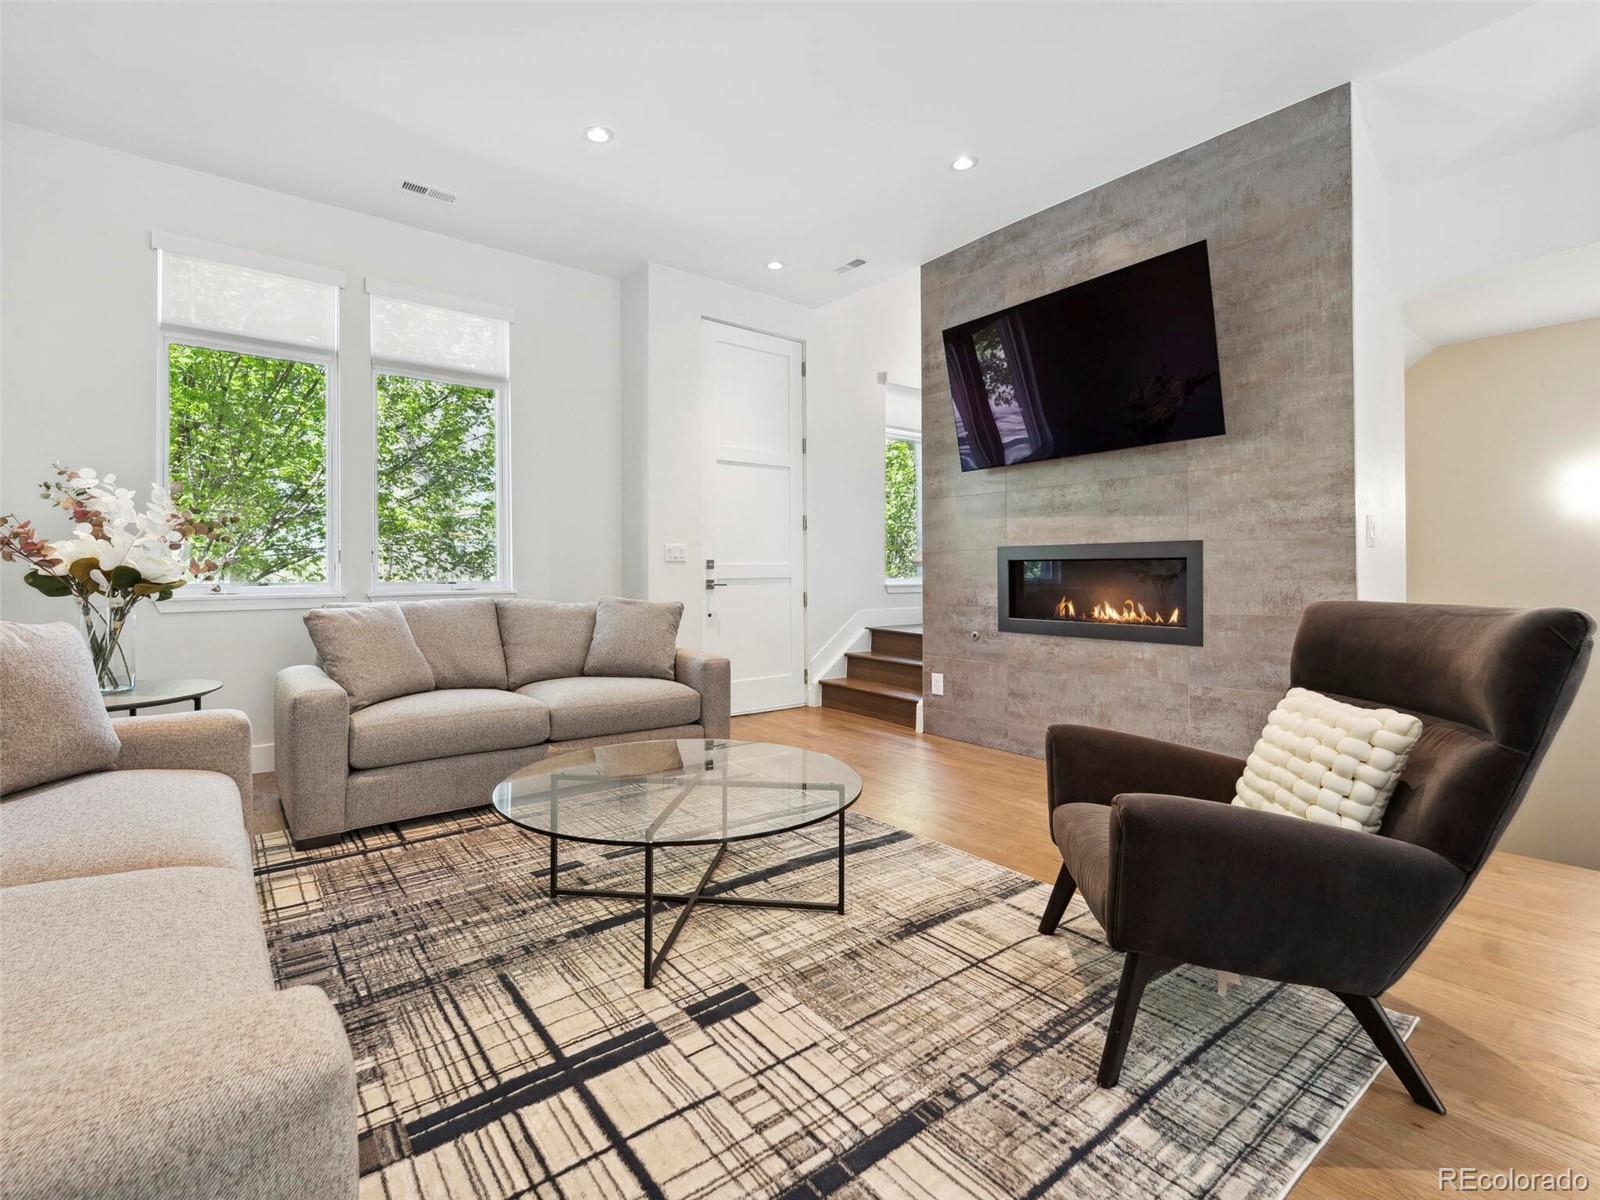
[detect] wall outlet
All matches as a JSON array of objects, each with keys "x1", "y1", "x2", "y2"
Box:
[
  {"x1": 931, "y1": 672, "x2": 944, "y2": 696},
  {"x1": 663, "y1": 543, "x2": 687, "y2": 563},
  {"x1": 1364, "y1": 515, "x2": 1377, "y2": 548}
]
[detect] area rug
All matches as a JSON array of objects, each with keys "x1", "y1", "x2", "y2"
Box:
[{"x1": 254, "y1": 808, "x2": 1414, "y2": 1199}]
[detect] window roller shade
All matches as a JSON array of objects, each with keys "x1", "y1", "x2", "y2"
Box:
[
  {"x1": 160, "y1": 252, "x2": 338, "y2": 351},
  {"x1": 370, "y1": 294, "x2": 509, "y2": 379}
]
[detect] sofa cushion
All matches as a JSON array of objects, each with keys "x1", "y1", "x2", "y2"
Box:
[
  {"x1": 0, "y1": 866, "x2": 272, "y2": 1048},
  {"x1": 517, "y1": 676, "x2": 701, "y2": 741},
  {"x1": 583, "y1": 597, "x2": 683, "y2": 681},
  {"x1": 304, "y1": 603, "x2": 434, "y2": 710},
  {"x1": 348, "y1": 688, "x2": 550, "y2": 770},
  {"x1": 400, "y1": 598, "x2": 509, "y2": 690},
  {"x1": 0, "y1": 769, "x2": 249, "y2": 888},
  {"x1": 0, "y1": 621, "x2": 122, "y2": 796},
  {"x1": 497, "y1": 599, "x2": 597, "y2": 687}
]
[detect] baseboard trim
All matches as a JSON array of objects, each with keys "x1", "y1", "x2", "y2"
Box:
[{"x1": 252, "y1": 742, "x2": 275, "y2": 774}]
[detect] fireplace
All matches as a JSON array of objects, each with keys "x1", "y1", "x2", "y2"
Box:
[{"x1": 997, "y1": 541, "x2": 1203, "y2": 645}]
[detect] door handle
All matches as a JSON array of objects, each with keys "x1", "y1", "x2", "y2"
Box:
[{"x1": 705, "y1": 580, "x2": 727, "y2": 590}]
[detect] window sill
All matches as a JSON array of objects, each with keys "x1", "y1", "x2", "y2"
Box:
[
  {"x1": 884, "y1": 581, "x2": 923, "y2": 595},
  {"x1": 366, "y1": 585, "x2": 516, "y2": 601},
  {"x1": 152, "y1": 590, "x2": 347, "y2": 614}
]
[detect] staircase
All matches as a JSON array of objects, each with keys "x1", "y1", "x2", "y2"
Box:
[{"x1": 818, "y1": 625, "x2": 922, "y2": 729}]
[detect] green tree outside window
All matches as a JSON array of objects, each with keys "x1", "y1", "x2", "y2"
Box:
[
  {"x1": 885, "y1": 436, "x2": 920, "y2": 581},
  {"x1": 375, "y1": 374, "x2": 499, "y2": 583},
  {"x1": 167, "y1": 343, "x2": 328, "y2": 585}
]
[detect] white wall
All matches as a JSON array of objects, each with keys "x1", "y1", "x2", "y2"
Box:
[
  {"x1": 805, "y1": 271, "x2": 923, "y2": 666},
  {"x1": 1351, "y1": 87, "x2": 1408, "y2": 601},
  {"x1": 0, "y1": 124, "x2": 621, "y2": 762},
  {"x1": 1406, "y1": 319, "x2": 1600, "y2": 869}
]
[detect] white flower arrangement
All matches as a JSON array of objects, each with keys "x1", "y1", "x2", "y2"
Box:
[{"x1": 1, "y1": 465, "x2": 226, "y2": 690}]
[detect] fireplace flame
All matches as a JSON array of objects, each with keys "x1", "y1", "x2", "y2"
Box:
[{"x1": 1054, "y1": 596, "x2": 1182, "y2": 626}]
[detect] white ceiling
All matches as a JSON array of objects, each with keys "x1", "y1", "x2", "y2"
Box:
[
  {"x1": 2, "y1": 1, "x2": 1527, "y2": 305},
  {"x1": 1358, "y1": 1, "x2": 1600, "y2": 359}
]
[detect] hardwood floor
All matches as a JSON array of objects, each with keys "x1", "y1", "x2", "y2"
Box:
[{"x1": 732, "y1": 705, "x2": 1600, "y2": 1200}]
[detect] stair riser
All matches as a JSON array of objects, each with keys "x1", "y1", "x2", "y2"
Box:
[
  {"x1": 846, "y1": 656, "x2": 922, "y2": 689},
  {"x1": 869, "y1": 629, "x2": 923, "y2": 660},
  {"x1": 819, "y1": 683, "x2": 918, "y2": 728}
]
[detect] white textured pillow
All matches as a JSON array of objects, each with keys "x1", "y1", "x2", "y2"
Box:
[{"x1": 1233, "y1": 687, "x2": 1422, "y2": 833}]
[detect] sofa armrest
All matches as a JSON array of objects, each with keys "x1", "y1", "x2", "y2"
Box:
[
  {"x1": 111, "y1": 709, "x2": 254, "y2": 810},
  {"x1": 1105, "y1": 793, "x2": 1466, "y2": 994},
  {"x1": 274, "y1": 665, "x2": 351, "y2": 843},
  {"x1": 675, "y1": 648, "x2": 731, "y2": 738},
  {"x1": 1045, "y1": 724, "x2": 1243, "y2": 816},
  {"x1": 0, "y1": 987, "x2": 357, "y2": 1200}
]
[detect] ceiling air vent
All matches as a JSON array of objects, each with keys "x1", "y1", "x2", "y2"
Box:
[
  {"x1": 400, "y1": 180, "x2": 457, "y2": 204},
  {"x1": 833, "y1": 258, "x2": 867, "y2": 274}
]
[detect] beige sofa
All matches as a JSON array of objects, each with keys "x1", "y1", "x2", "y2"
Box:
[
  {"x1": 0, "y1": 622, "x2": 356, "y2": 1200},
  {"x1": 276, "y1": 597, "x2": 731, "y2": 846}
]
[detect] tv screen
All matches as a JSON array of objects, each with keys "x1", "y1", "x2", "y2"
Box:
[{"x1": 942, "y1": 241, "x2": 1225, "y2": 471}]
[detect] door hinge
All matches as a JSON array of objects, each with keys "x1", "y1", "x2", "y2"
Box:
[
  {"x1": 801, "y1": 514, "x2": 808, "y2": 531},
  {"x1": 800, "y1": 360, "x2": 807, "y2": 378},
  {"x1": 803, "y1": 590, "x2": 808, "y2": 607},
  {"x1": 804, "y1": 668, "x2": 810, "y2": 683},
  {"x1": 801, "y1": 436, "x2": 807, "y2": 453}
]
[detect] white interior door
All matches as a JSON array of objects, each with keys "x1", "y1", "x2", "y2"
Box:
[{"x1": 701, "y1": 320, "x2": 806, "y2": 714}]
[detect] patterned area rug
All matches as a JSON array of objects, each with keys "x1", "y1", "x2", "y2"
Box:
[{"x1": 254, "y1": 809, "x2": 1412, "y2": 1199}]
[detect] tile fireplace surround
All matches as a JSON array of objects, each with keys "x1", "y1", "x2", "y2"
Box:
[{"x1": 919, "y1": 86, "x2": 1359, "y2": 758}]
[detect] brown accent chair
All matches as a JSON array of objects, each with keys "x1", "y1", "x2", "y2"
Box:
[{"x1": 1040, "y1": 601, "x2": 1594, "y2": 1112}]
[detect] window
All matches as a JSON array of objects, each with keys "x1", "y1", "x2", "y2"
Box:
[
  {"x1": 885, "y1": 427, "x2": 922, "y2": 584},
  {"x1": 368, "y1": 285, "x2": 511, "y2": 590},
  {"x1": 157, "y1": 235, "x2": 342, "y2": 593}
]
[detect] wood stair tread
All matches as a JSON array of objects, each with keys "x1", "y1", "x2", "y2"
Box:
[
  {"x1": 818, "y1": 677, "x2": 921, "y2": 702},
  {"x1": 845, "y1": 651, "x2": 922, "y2": 667}
]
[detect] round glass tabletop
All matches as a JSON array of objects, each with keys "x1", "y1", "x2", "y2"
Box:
[{"x1": 491, "y1": 739, "x2": 863, "y2": 847}]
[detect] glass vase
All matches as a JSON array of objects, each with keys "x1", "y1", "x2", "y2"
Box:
[{"x1": 80, "y1": 594, "x2": 137, "y2": 694}]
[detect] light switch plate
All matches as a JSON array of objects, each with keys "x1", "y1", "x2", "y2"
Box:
[
  {"x1": 931, "y1": 672, "x2": 945, "y2": 696},
  {"x1": 664, "y1": 543, "x2": 687, "y2": 562}
]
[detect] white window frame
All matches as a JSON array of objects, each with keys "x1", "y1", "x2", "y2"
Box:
[
  {"x1": 884, "y1": 424, "x2": 923, "y2": 592},
  {"x1": 155, "y1": 240, "x2": 344, "y2": 607},
  {"x1": 367, "y1": 286, "x2": 512, "y2": 597}
]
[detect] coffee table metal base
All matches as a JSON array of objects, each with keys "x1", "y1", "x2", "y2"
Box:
[{"x1": 547, "y1": 810, "x2": 846, "y2": 987}]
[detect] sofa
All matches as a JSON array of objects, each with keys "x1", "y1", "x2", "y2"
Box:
[
  {"x1": 0, "y1": 621, "x2": 357, "y2": 1200},
  {"x1": 275, "y1": 596, "x2": 731, "y2": 846}
]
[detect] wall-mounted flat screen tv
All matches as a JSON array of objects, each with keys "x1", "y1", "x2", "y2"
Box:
[{"x1": 942, "y1": 241, "x2": 1225, "y2": 471}]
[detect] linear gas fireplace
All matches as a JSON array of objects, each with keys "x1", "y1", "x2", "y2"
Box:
[{"x1": 998, "y1": 541, "x2": 1203, "y2": 645}]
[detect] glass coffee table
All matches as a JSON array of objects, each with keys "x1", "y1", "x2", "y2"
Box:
[{"x1": 492, "y1": 739, "x2": 863, "y2": 987}]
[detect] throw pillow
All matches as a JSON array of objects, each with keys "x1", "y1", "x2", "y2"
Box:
[
  {"x1": 0, "y1": 621, "x2": 122, "y2": 795},
  {"x1": 497, "y1": 600, "x2": 597, "y2": 687},
  {"x1": 1233, "y1": 687, "x2": 1422, "y2": 833},
  {"x1": 303, "y1": 603, "x2": 435, "y2": 710},
  {"x1": 583, "y1": 597, "x2": 683, "y2": 681},
  {"x1": 400, "y1": 598, "x2": 509, "y2": 690}
]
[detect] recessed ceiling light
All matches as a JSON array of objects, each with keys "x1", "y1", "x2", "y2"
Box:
[
  {"x1": 950, "y1": 154, "x2": 977, "y2": 172},
  {"x1": 585, "y1": 126, "x2": 613, "y2": 144},
  {"x1": 766, "y1": 261, "x2": 785, "y2": 271}
]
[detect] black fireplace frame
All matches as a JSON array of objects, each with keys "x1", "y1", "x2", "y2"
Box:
[{"x1": 997, "y1": 540, "x2": 1204, "y2": 646}]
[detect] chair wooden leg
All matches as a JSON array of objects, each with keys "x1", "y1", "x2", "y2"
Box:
[
  {"x1": 1038, "y1": 865, "x2": 1076, "y2": 935},
  {"x1": 1335, "y1": 992, "x2": 1446, "y2": 1114},
  {"x1": 1097, "y1": 952, "x2": 1174, "y2": 1087}
]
